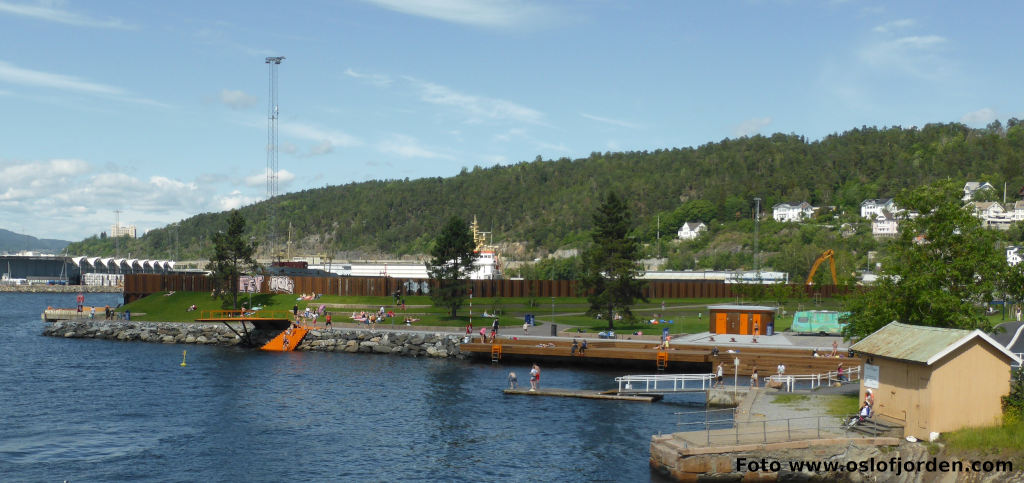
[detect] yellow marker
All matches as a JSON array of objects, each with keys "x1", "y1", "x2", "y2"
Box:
[{"x1": 180, "y1": 350, "x2": 187, "y2": 367}]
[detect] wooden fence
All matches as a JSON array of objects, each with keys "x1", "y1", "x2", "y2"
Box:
[{"x1": 124, "y1": 273, "x2": 848, "y2": 303}]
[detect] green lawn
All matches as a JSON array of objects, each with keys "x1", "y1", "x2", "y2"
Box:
[
  {"x1": 942, "y1": 419, "x2": 1024, "y2": 452},
  {"x1": 118, "y1": 290, "x2": 850, "y2": 334}
]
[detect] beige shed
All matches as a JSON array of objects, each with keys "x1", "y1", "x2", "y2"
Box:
[{"x1": 850, "y1": 322, "x2": 1020, "y2": 440}]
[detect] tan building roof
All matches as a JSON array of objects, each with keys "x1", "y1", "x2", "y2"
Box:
[{"x1": 850, "y1": 322, "x2": 1019, "y2": 365}]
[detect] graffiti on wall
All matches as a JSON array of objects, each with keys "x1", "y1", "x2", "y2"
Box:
[
  {"x1": 239, "y1": 275, "x2": 264, "y2": 293},
  {"x1": 270, "y1": 276, "x2": 294, "y2": 294}
]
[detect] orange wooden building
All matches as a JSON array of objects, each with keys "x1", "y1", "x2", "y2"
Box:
[{"x1": 708, "y1": 305, "x2": 777, "y2": 335}]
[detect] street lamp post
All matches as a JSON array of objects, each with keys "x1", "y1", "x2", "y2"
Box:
[
  {"x1": 551, "y1": 297, "x2": 555, "y2": 328},
  {"x1": 734, "y1": 357, "x2": 740, "y2": 398}
]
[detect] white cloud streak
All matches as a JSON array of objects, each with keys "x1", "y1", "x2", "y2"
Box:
[
  {"x1": 873, "y1": 18, "x2": 915, "y2": 33},
  {"x1": 378, "y1": 134, "x2": 452, "y2": 159},
  {"x1": 0, "y1": 60, "x2": 167, "y2": 107},
  {"x1": 407, "y1": 77, "x2": 544, "y2": 124},
  {"x1": 344, "y1": 68, "x2": 393, "y2": 87},
  {"x1": 581, "y1": 113, "x2": 641, "y2": 129},
  {"x1": 360, "y1": 0, "x2": 554, "y2": 29},
  {"x1": 0, "y1": 0, "x2": 137, "y2": 29}
]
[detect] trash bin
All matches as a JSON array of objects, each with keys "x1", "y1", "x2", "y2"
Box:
[
  {"x1": 550, "y1": 323, "x2": 557, "y2": 336},
  {"x1": 767, "y1": 322, "x2": 774, "y2": 336}
]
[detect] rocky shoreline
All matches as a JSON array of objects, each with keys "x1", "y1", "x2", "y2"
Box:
[{"x1": 42, "y1": 319, "x2": 468, "y2": 359}]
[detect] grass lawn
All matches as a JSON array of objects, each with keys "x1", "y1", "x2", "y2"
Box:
[
  {"x1": 773, "y1": 394, "x2": 811, "y2": 405},
  {"x1": 118, "y1": 290, "x2": 852, "y2": 333},
  {"x1": 823, "y1": 394, "x2": 860, "y2": 417},
  {"x1": 942, "y1": 419, "x2": 1024, "y2": 452}
]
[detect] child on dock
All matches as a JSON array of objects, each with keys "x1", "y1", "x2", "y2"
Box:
[{"x1": 508, "y1": 372, "x2": 518, "y2": 390}]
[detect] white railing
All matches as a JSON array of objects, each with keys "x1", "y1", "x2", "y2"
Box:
[
  {"x1": 615, "y1": 373, "x2": 715, "y2": 393},
  {"x1": 763, "y1": 366, "x2": 861, "y2": 392}
]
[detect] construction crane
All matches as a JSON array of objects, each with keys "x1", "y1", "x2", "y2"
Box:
[{"x1": 806, "y1": 249, "x2": 838, "y2": 286}]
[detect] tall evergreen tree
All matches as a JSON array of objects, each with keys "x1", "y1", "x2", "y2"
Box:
[
  {"x1": 580, "y1": 192, "x2": 648, "y2": 330},
  {"x1": 842, "y1": 179, "x2": 1017, "y2": 338},
  {"x1": 427, "y1": 216, "x2": 478, "y2": 318},
  {"x1": 206, "y1": 210, "x2": 260, "y2": 309}
]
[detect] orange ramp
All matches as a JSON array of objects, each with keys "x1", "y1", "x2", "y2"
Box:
[{"x1": 261, "y1": 326, "x2": 310, "y2": 352}]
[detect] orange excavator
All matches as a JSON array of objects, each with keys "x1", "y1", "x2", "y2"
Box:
[{"x1": 806, "y1": 249, "x2": 838, "y2": 285}]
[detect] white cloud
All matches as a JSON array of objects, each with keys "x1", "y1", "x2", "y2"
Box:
[
  {"x1": 407, "y1": 77, "x2": 544, "y2": 124},
  {"x1": 961, "y1": 108, "x2": 997, "y2": 125},
  {"x1": 873, "y1": 19, "x2": 915, "y2": 33},
  {"x1": 280, "y1": 121, "x2": 361, "y2": 148},
  {"x1": 219, "y1": 89, "x2": 257, "y2": 109},
  {"x1": 307, "y1": 140, "x2": 334, "y2": 157},
  {"x1": 217, "y1": 190, "x2": 259, "y2": 211},
  {"x1": 0, "y1": 60, "x2": 167, "y2": 106},
  {"x1": 344, "y1": 68, "x2": 393, "y2": 87},
  {"x1": 360, "y1": 0, "x2": 555, "y2": 29},
  {"x1": 858, "y1": 35, "x2": 950, "y2": 79},
  {"x1": 581, "y1": 113, "x2": 642, "y2": 129},
  {"x1": 378, "y1": 134, "x2": 452, "y2": 159},
  {"x1": 734, "y1": 117, "x2": 773, "y2": 137},
  {"x1": 245, "y1": 168, "x2": 296, "y2": 187},
  {"x1": 0, "y1": 0, "x2": 136, "y2": 29}
]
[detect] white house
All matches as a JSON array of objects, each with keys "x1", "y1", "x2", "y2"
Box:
[
  {"x1": 1009, "y1": 201, "x2": 1024, "y2": 222},
  {"x1": 963, "y1": 181, "x2": 995, "y2": 202},
  {"x1": 860, "y1": 198, "x2": 895, "y2": 219},
  {"x1": 772, "y1": 202, "x2": 815, "y2": 222},
  {"x1": 677, "y1": 221, "x2": 707, "y2": 240},
  {"x1": 968, "y1": 201, "x2": 1012, "y2": 229},
  {"x1": 872, "y1": 211, "x2": 899, "y2": 238},
  {"x1": 1008, "y1": 246, "x2": 1022, "y2": 267}
]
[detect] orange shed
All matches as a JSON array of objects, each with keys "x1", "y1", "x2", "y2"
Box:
[{"x1": 708, "y1": 305, "x2": 776, "y2": 335}]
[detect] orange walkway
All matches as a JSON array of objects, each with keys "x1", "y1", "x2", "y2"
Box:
[{"x1": 261, "y1": 326, "x2": 310, "y2": 352}]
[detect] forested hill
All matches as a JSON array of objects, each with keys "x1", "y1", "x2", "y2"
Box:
[
  {"x1": 66, "y1": 121, "x2": 1024, "y2": 260},
  {"x1": 0, "y1": 228, "x2": 70, "y2": 254}
]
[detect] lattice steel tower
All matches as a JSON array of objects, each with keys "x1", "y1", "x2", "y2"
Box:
[{"x1": 265, "y1": 56, "x2": 284, "y2": 257}]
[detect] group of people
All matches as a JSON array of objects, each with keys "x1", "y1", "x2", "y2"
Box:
[
  {"x1": 508, "y1": 363, "x2": 542, "y2": 391},
  {"x1": 847, "y1": 389, "x2": 875, "y2": 428},
  {"x1": 570, "y1": 338, "x2": 588, "y2": 355}
]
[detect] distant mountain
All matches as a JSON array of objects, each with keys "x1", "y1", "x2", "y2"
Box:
[{"x1": 0, "y1": 228, "x2": 70, "y2": 254}]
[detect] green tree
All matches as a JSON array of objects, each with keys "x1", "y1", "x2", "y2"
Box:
[
  {"x1": 842, "y1": 179, "x2": 1009, "y2": 339},
  {"x1": 206, "y1": 210, "x2": 260, "y2": 310},
  {"x1": 580, "y1": 192, "x2": 648, "y2": 330},
  {"x1": 427, "y1": 216, "x2": 478, "y2": 318}
]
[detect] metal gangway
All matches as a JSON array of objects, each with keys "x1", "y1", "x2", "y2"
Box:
[
  {"x1": 615, "y1": 373, "x2": 715, "y2": 394},
  {"x1": 764, "y1": 365, "x2": 862, "y2": 392}
]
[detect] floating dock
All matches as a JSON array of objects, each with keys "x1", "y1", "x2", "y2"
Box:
[{"x1": 503, "y1": 387, "x2": 663, "y2": 402}]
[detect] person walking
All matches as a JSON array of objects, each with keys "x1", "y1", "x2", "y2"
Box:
[
  {"x1": 716, "y1": 362, "x2": 724, "y2": 388},
  {"x1": 750, "y1": 366, "x2": 759, "y2": 388},
  {"x1": 523, "y1": 321, "x2": 529, "y2": 335},
  {"x1": 529, "y1": 364, "x2": 540, "y2": 391},
  {"x1": 325, "y1": 312, "x2": 332, "y2": 328}
]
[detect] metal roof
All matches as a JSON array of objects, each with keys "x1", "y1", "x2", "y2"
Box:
[
  {"x1": 707, "y1": 305, "x2": 777, "y2": 311},
  {"x1": 851, "y1": 322, "x2": 1019, "y2": 365}
]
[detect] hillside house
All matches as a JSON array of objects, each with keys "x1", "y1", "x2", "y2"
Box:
[
  {"x1": 968, "y1": 201, "x2": 1010, "y2": 229},
  {"x1": 860, "y1": 198, "x2": 895, "y2": 219},
  {"x1": 871, "y1": 211, "x2": 899, "y2": 238},
  {"x1": 851, "y1": 322, "x2": 1020, "y2": 441},
  {"x1": 677, "y1": 221, "x2": 707, "y2": 240},
  {"x1": 1010, "y1": 201, "x2": 1024, "y2": 222},
  {"x1": 1009, "y1": 246, "x2": 1022, "y2": 266},
  {"x1": 963, "y1": 181, "x2": 995, "y2": 201},
  {"x1": 772, "y1": 202, "x2": 815, "y2": 222}
]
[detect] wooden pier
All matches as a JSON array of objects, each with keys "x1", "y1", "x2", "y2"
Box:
[
  {"x1": 464, "y1": 338, "x2": 861, "y2": 376},
  {"x1": 503, "y1": 387, "x2": 663, "y2": 402}
]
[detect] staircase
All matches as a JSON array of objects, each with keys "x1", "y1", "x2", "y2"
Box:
[
  {"x1": 261, "y1": 326, "x2": 310, "y2": 352},
  {"x1": 847, "y1": 415, "x2": 904, "y2": 437}
]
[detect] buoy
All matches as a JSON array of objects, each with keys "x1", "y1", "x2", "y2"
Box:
[{"x1": 180, "y1": 350, "x2": 187, "y2": 367}]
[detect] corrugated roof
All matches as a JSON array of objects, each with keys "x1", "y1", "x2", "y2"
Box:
[
  {"x1": 851, "y1": 322, "x2": 1018, "y2": 365},
  {"x1": 708, "y1": 305, "x2": 777, "y2": 311}
]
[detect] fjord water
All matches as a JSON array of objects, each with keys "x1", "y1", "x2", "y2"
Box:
[{"x1": 0, "y1": 293, "x2": 701, "y2": 481}]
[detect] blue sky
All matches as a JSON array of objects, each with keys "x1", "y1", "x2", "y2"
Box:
[{"x1": 0, "y1": 0, "x2": 1021, "y2": 242}]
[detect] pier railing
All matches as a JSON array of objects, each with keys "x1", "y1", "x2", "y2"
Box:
[
  {"x1": 675, "y1": 414, "x2": 866, "y2": 447},
  {"x1": 762, "y1": 366, "x2": 861, "y2": 392},
  {"x1": 615, "y1": 373, "x2": 715, "y2": 393}
]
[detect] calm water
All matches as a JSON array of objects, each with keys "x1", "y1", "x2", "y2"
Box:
[{"x1": 0, "y1": 293, "x2": 712, "y2": 482}]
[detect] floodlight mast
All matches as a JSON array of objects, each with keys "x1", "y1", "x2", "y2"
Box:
[{"x1": 265, "y1": 56, "x2": 284, "y2": 259}]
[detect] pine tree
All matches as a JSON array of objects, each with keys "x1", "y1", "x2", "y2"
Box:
[
  {"x1": 206, "y1": 210, "x2": 260, "y2": 309},
  {"x1": 427, "y1": 216, "x2": 478, "y2": 318},
  {"x1": 580, "y1": 192, "x2": 648, "y2": 331}
]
